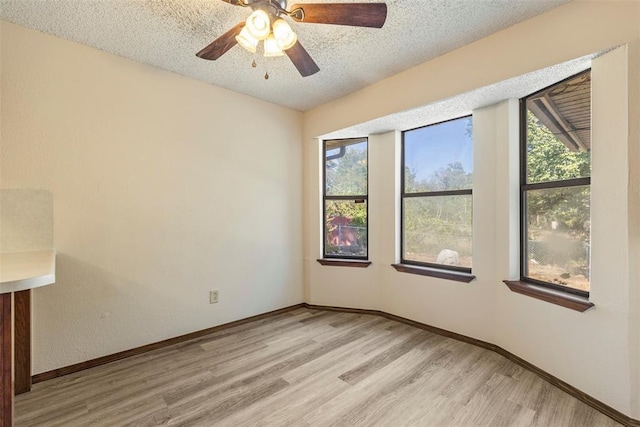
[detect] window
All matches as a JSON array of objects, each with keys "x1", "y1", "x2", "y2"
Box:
[
  {"x1": 323, "y1": 138, "x2": 368, "y2": 259},
  {"x1": 401, "y1": 116, "x2": 473, "y2": 273},
  {"x1": 520, "y1": 70, "x2": 591, "y2": 296}
]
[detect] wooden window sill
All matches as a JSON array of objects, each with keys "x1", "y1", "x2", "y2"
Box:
[
  {"x1": 317, "y1": 259, "x2": 372, "y2": 268},
  {"x1": 391, "y1": 264, "x2": 475, "y2": 283},
  {"x1": 503, "y1": 280, "x2": 594, "y2": 312}
]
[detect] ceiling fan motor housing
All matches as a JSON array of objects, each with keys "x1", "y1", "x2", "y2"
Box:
[{"x1": 245, "y1": 0, "x2": 288, "y2": 16}]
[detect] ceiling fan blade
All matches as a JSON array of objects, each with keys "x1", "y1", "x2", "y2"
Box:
[
  {"x1": 285, "y1": 41, "x2": 320, "y2": 77},
  {"x1": 289, "y1": 3, "x2": 387, "y2": 28},
  {"x1": 196, "y1": 22, "x2": 245, "y2": 60}
]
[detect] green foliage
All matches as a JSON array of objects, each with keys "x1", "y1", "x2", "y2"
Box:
[
  {"x1": 524, "y1": 111, "x2": 590, "y2": 284},
  {"x1": 324, "y1": 143, "x2": 368, "y2": 255},
  {"x1": 404, "y1": 195, "x2": 472, "y2": 261},
  {"x1": 526, "y1": 111, "x2": 590, "y2": 183},
  {"x1": 404, "y1": 166, "x2": 416, "y2": 191},
  {"x1": 428, "y1": 162, "x2": 472, "y2": 191},
  {"x1": 525, "y1": 111, "x2": 591, "y2": 242},
  {"x1": 325, "y1": 200, "x2": 367, "y2": 228},
  {"x1": 405, "y1": 161, "x2": 472, "y2": 193},
  {"x1": 325, "y1": 143, "x2": 367, "y2": 196},
  {"x1": 403, "y1": 162, "x2": 472, "y2": 262}
]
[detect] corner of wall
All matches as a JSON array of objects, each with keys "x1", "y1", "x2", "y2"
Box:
[{"x1": 625, "y1": 37, "x2": 640, "y2": 419}]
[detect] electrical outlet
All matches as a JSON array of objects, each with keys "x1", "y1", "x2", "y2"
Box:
[{"x1": 209, "y1": 290, "x2": 219, "y2": 304}]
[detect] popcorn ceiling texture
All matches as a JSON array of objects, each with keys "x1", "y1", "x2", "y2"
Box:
[
  {"x1": 0, "y1": 0, "x2": 569, "y2": 111},
  {"x1": 321, "y1": 54, "x2": 595, "y2": 139}
]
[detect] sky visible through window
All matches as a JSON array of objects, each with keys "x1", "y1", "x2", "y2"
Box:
[{"x1": 404, "y1": 117, "x2": 473, "y2": 182}]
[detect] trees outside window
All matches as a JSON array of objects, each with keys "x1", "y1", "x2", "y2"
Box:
[
  {"x1": 323, "y1": 138, "x2": 368, "y2": 259},
  {"x1": 521, "y1": 70, "x2": 591, "y2": 295},
  {"x1": 401, "y1": 116, "x2": 473, "y2": 272}
]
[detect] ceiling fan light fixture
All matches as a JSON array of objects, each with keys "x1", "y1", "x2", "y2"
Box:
[
  {"x1": 235, "y1": 27, "x2": 258, "y2": 53},
  {"x1": 245, "y1": 10, "x2": 271, "y2": 40},
  {"x1": 272, "y1": 18, "x2": 297, "y2": 50},
  {"x1": 197, "y1": 1, "x2": 387, "y2": 78},
  {"x1": 264, "y1": 34, "x2": 284, "y2": 57}
]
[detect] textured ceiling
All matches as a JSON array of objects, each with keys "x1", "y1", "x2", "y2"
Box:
[
  {"x1": 0, "y1": 0, "x2": 571, "y2": 111},
  {"x1": 321, "y1": 54, "x2": 595, "y2": 139}
]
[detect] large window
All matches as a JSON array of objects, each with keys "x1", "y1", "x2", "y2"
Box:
[
  {"x1": 323, "y1": 138, "x2": 368, "y2": 259},
  {"x1": 520, "y1": 70, "x2": 591, "y2": 296},
  {"x1": 401, "y1": 116, "x2": 473, "y2": 272}
]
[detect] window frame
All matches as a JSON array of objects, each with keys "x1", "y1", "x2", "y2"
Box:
[
  {"x1": 519, "y1": 70, "x2": 591, "y2": 298},
  {"x1": 400, "y1": 115, "x2": 473, "y2": 274},
  {"x1": 322, "y1": 137, "x2": 369, "y2": 260}
]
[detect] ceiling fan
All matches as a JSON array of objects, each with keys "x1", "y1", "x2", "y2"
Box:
[{"x1": 196, "y1": 0, "x2": 388, "y2": 77}]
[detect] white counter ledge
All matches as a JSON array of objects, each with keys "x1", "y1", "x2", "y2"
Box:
[{"x1": 0, "y1": 250, "x2": 56, "y2": 294}]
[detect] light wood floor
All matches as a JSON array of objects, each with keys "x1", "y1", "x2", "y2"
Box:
[{"x1": 16, "y1": 308, "x2": 620, "y2": 426}]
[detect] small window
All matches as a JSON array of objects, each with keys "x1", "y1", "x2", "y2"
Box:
[
  {"x1": 401, "y1": 116, "x2": 473, "y2": 272},
  {"x1": 520, "y1": 70, "x2": 591, "y2": 296},
  {"x1": 323, "y1": 138, "x2": 368, "y2": 259}
]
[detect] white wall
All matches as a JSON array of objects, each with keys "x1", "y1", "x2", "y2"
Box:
[
  {"x1": 0, "y1": 21, "x2": 304, "y2": 373},
  {"x1": 303, "y1": 1, "x2": 640, "y2": 419},
  {"x1": 627, "y1": 34, "x2": 640, "y2": 418},
  {"x1": 0, "y1": 189, "x2": 53, "y2": 252}
]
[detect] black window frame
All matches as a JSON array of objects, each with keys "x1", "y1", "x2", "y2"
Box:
[
  {"x1": 519, "y1": 69, "x2": 591, "y2": 298},
  {"x1": 400, "y1": 115, "x2": 473, "y2": 274},
  {"x1": 322, "y1": 137, "x2": 369, "y2": 260}
]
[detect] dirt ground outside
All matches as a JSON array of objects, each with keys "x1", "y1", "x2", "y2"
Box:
[{"x1": 528, "y1": 263, "x2": 589, "y2": 292}]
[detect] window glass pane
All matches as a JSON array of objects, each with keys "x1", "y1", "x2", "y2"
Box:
[
  {"x1": 525, "y1": 186, "x2": 590, "y2": 292},
  {"x1": 525, "y1": 72, "x2": 591, "y2": 184},
  {"x1": 325, "y1": 139, "x2": 367, "y2": 196},
  {"x1": 325, "y1": 200, "x2": 367, "y2": 257},
  {"x1": 403, "y1": 195, "x2": 472, "y2": 268},
  {"x1": 404, "y1": 117, "x2": 473, "y2": 193}
]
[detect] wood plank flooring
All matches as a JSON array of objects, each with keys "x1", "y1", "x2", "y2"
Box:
[{"x1": 15, "y1": 308, "x2": 620, "y2": 426}]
